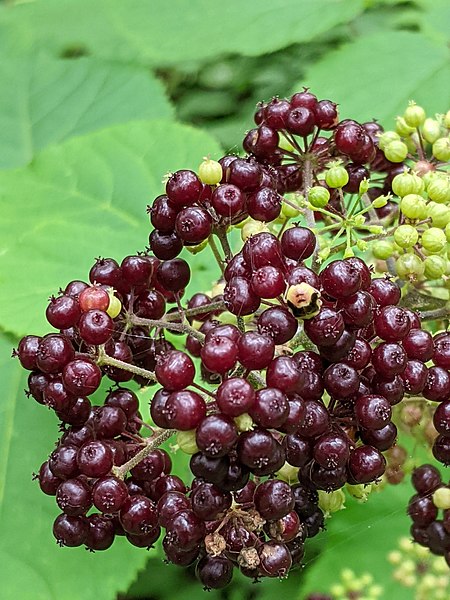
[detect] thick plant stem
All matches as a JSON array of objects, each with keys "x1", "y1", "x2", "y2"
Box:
[
  {"x1": 419, "y1": 306, "x2": 450, "y2": 321},
  {"x1": 215, "y1": 227, "x2": 232, "y2": 262},
  {"x1": 303, "y1": 160, "x2": 320, "y2": 272},
  {"x1": 111, "y1": 428, "x2": 176, "y2": 479},
  {"x1": 131, "y1": 315, "x2": 205, "y2": 342},
  {"x1": 166, "y1": 300, "x2": 226, "y2": 320},
  {"x1": 97, "y1": 347, "x2": 157, "y2": 382},
  {"x1": 208, "y1": 235, "x2": 225, "y2": 273}
]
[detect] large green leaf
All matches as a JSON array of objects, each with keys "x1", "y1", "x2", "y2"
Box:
[
  {"x1": 0, "y1": 333, "x2": 149, "y2": 600},
  {"x1": 0, "y1": 119, "x2": 222, "y2": 338},
  {"x1": 297, "y1": 31, "x2": 450, "y2": 126},
  {"x1": 0, "y1": 54, "x2": 173, "y2": 169},
  {"x1": 1, "y1": 0, "x2": 364, "y2": 66}
]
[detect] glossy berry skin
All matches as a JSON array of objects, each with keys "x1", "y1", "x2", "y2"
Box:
[
  {"x1": 433, "y1": 400, "x2": 450, "y2": 436},
  {"x1": 224, "y1": 277, "x2": 261, "y2": 316},
  {"x1": 196, "y1": 414, "x2": 238, "y2": 458},
  {"x1": 304, "y1": 308, "x2": 344, "y2": 347},
  {"x1": 166, "y1": 170, "x2": 202, "y2": 207},
  {"x1": 323, "y1": 363, "x2": 359, "y2": 399},
  {"x1": 79, "y1": 286, "x2": 110, "y2": 312},
  {"x1": 348, "y1": 445, "x2": 386, "y2": 483},
  {"x1": 196, "y1": 555, "x2": 234, "y2": 589},
  {"x1": 320, "y1": 260, "x2": 361, "y2": 298},
  {"x1": 92, "y1": 477, "x2": 129, "y2": 513},
  {"x1": 257, "y1": 307, "x2": 298, "y2": 345},
  {"x1": 434, "y1": 334, "x2": 450, "y2": 369},
  {"x1": 266, "y1": 357, "x2": 301, "y2": 394},
  {"x1": 149, "y1": 195, "x2": 178, "y2": 232},
  {"x1": 336, "y1": 291, "x2": 374, "y2": 329},
  {"x1": 254, "y1": 480, "x2": 295, "y2": 520},
  {"x1": 155, "y1": 350, "x2": 195, "y2": 391},
  {"x1": 78, "y1": 309, "x2": 114, "y2": 345},
  {"x1": 53, "y1": 514, "x2": 88, "y2": 547},
  {"x1": 402, "y1": 329, "x2": 434, "y2": 361},
  {"x1": 313, "y1": 433, "x2": 350, "y2": 469},
  {"x1": 56, "y1": 478, "x2": 92, "y2": 516},
  {"x1": 200, "y1": 335, "x2": 238, "y2": 373},
  {"x1": 412, "y1": 464, "x2": 442, "y2": 495},
  {"x1": 120, "y1": 495, "x2": 158, "y2": 535},
  {"x1": 251, "y1": 266, "x2": 286, "y2": 299},
  {"x1": 259, "y1": 541, "x2": 292, "y2": 578},
  {"x1": 247, "y1": 187, "x2": 282, "y2": 222},
  {"x1": 175, "y1": 206, "x2": 212, "y2": 244},
  {"x1": 281, "y1": 227, "x2": 316, "y2": 261},
  {"x1": 46, "y1": 295, "x2": 81, "y2": 330},
  {"x1": 77, "y1": 440, "x2": 113, "y2": 478},
  {"x1": 360, "y1": 422, "x2": 397, "y2": 451},
  {"x1": 368, "y1": 278, "x2": 401, "y2": 306},
  {"x1": 149, "y1": 230, "x2": 183, "y2": 260},
  {"x1": 63, "y1": 359, "x2": 102, "y2": 396},
  {"x1": 355, "y1": 394, "x2": 392, "y2": 430},
  {"x1": 408, "y1": 494, "x2": 438, "y2": 527},
  {"x1": 372, "y1": 342, "x2": 407, "y2": 378},
  {"x1": 237, "y1": 332, "x2": 275, "y2": 370},
  {"x1": 36, "y1": 334, "x2": 75, "y2": 374},
  {"x1": 165, "y1": 509, "x2": 205, "y2": 551},
  {"x1": 216, "y1": 378, "x2": 255, "y2": 417},
  {"x1": 211, "y1": 184, "x2": 245, "y2": 217},
  {"x1": 156, "y1": 258, "x2": 190, "y2": 292},
  {"x1": 191, "y1": 482, "x2": 232, "y2": 521},
  {"x1": 374, "y1": 306, "x2": 411, "y2": 342},
  {"x1": 164, "y1": 390, "x2": 206, "y2": 430},
  {"x1": 250, "y1": 387, "x2": 289, "y2": 429},
  {"x1": 297, "y1": 400, "x2": 330, "y2": 438},
  {"x1": 423, "y1": 367, "x2": 450, "y2": 402}
]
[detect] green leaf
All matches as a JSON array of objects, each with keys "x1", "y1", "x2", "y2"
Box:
[
  {"x1": 297, "y1": 31, "x2": 450, "y2": 127},
  {"x1": 0, "y1": 332, "x2": 149, "y2": 600},
  {"x1": 299, "y1": 484, "x2": 418, "y2": 599},
  {"x1": 0, "y1": 119, "x2": 222, "y2": 338},
  {"x1": 0, "y1": 53, "x2": 173, "y2": 169},
  {"x1": 1, "y1": 0, "x2": 364, "y2": 65}
]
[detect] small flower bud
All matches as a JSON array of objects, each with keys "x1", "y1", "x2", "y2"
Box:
[
  {"x1": 308, "y1": 186, "x2": 330, "y2": 208},
  {"x1": 404, "y1": 101, "x2": 426, "y2": 127},
  {"x1": 433, "y1": 137, "x2": 450, "y2": 162},
  {"x1": 396, "y1": 116, "x2": 415, "y2": 136},
  {"x1": 318, "y1": 489, "x2": 346, "y2": 517},
  {"x1": 421, "y1": 227, "x2": 447, "y2": 253},
  {"x1": 372, "y1": 195, "x2": 388, "y2": 208},
  {"x1": 373, "y1": 240, "x2": 395, "y2": 260},
  {"x1": 325, "y1": 163, "x2": 349, "y2": 189},
  {"x1": 394, "y1": 224, "x2": 419, "y2": 248},
  {"x1": 384, "y1": 140, "x2": 408, "y2": 163},
  {"x1": 400, "y1": 194, "x2": 427, "y2": 220},
  {"x1": 424, "y1": 255, "x2": 447, "y2": 279},
  {"x1": 396, "y1": 253, "x2": 424, "y2": 280},
  {"x1": 392, "y1": 170, "x2": 424, "y2": 197},
  {"x1": 422, "y1": 118, "x2": 442, "y2": 143},
  {"x1": 359, "y1": 178, "x2": 370, "y2": 195},
  {"x1": 377, "y1": 130, "x2": 400, "y2": 150}
]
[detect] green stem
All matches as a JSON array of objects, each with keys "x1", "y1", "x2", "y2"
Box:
[
  {"x1": 111, "y1": 428, "x2": 176, "y2": 479},
  {"x1": 97, "y1": 347, "x2": 157, "y2": 382},
  {"x1": 419, "y1": 306, "x2": 450, "y2": 321},
  {"x1": 131, "y1": 315, "x2": 205, "y2": 342},
  {"x1": 208, "y1": 235, "x2": 225, "y2": 274}
]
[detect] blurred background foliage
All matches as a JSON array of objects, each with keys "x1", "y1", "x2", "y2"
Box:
[{"x1": 0, "y1": 1, "x2": 448, "y2": 599}]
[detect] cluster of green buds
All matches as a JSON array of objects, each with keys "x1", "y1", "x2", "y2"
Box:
[
  {"x1": 389, "y1": 537, "x2": 449, "y2": 599},
  {"x1": 373, "y1": 102, "x2": 450, "y2": 291},
  {"x1": 329, "y1": 568, "x2": 383, "y2": 600}
]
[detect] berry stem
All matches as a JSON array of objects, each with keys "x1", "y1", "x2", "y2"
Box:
[
  {"x1": 215, "y1": 227, "x2": 232, "y2": 261},
  {"x1": 130, "y1": 315, "x2": 205, "y2": 342},
  {"x1": 111, "y1": 428, "x2": 176, "y2": 479},
  {"x1": 303, "y1": 160, "x2": 320, "y2": 272},
  {"x1": 166, "y1": 300, "x2": 226, "y2": 320},
  {"x1": 418, "y1": 306, "x2": 450, "y2": 321},
  {"x1": 96, "y1": 346, "x2": 158, "y2": 382},
  {"x1": 208, "y1": 235, "x2": 225, "y2": 274},
  {"x1": 328, "y1": 227, "x2": 396, "y2": 256}
]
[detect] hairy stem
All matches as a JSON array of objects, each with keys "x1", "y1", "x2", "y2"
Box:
[
  {"x1": 419, "y1": 306, "x2": 450, "y2": 321},
  {"x1": 131, "y1": 315, "x2": 205, "y2": 342},
  {"x1": 97, "y1": 347, "x2": 157, "y2": 382},
  {"x1": 208, "y1": 235, "x2": 225, "y2": 274},
  {"x1": 215, "y1": 227, "x2": 232, "y2": 262},
  {"x1": 111, "y1": 428, "x2": 176, "y2": 479}
]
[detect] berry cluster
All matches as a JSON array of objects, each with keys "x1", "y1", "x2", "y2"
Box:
[
  {"x1": 13, "y1": 89, "x2": 450, "y2": 589},
  {"x1": 408, "y1": 464, "x2": 450, "y2": 567}
]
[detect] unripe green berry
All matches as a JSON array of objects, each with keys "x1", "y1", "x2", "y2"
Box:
[
  {"x1": 392, "y1": 170, "x2": 424, "y2": 197},
  {"x1": 378, "y1": 130, "x2": 400, "y2": 150},
  {"x1": 281, "y1": 199, "x2": 301, "y2": 218},
  {"x1": 424, "y1": 255, "x2": 447, "y2": 279},
  {"x1": 276, "y1": 462, "x2": 299, "y2": 484},
  {"x1": 384, "y1": 140, "x2": 408, "y2": 163},
  {"x1": 234, "y1": 413, "x2": 254, "y2": 432},
  {"x1": 394, "y1": 224, "x2": 419, "y2": 248},
  {"x1": 445, "y1": 222, "x2": 450, "y2": 242},
  {"x1": 308, "y1": 185, "x2": 330, "y2": 208},
  {"x1": 396, "y1": 116, "x2": 415, "y2": 136},
  {"x1": 186, "y1": 238, "x2": 209, "y2": 254},
  {"x1": 318, "y1": 489, "x2": 346, "y2": 517},
  {"x1": 241, "y1": 219, "x2": 268, "y2": 241},
  {"x1": 198, "y1": 157, "x2": 223, "y2": 185},
  {"x1": 176, "y1": 430, "x2": 199, "y2": 454},
  {"x1": 432, "y1": 487, "x2": 450, "y2": 510},
  {"x1": 444, "y1": 110, "x2": 450, "y2": 128},
  {"x1": 325, "y1": 164, "x2": 349, "y2": 189},
  {"x1": 428, "y1": 201, "x2": 450, "y2": 228},
  {"x1": 396, "y1": 253, "x2": 424, "y2": 279},
  {"x1": 404, "y1": 101, "x2": 426, "y2": 127},
  {"x1": 400, "y1": 194, "x2": 427, "y2": 220},
  {"x1": 433, "y1": 137, "x2": 450, "y2": 161},
  {"x1": 422, "y1": 118, "x2": 442, "y2": 143},
  {"x1": 373, "y1": 240, "x2": 395, "y2": 259},
  {"x1": 353, "y1": 215, "x2": 366, "y2": 227},
  {"x1": 421, "y1": 227, "x2": 447, "y2": 253},
  {"x1": 427, "y1": 176, "x2": 450, "y2": 203}
]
